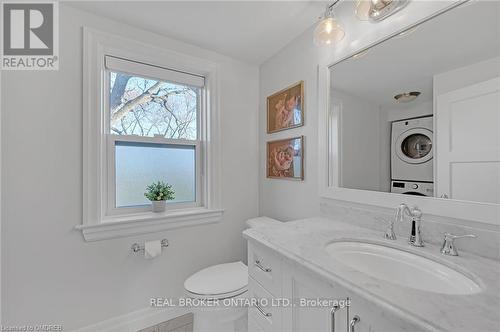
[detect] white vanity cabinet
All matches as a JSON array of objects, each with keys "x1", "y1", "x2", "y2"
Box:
[
  {"x1": 247, "y1": 242, "x2": 283, "y2": 332},
  {"x1": 247, "y1": 241, "x2": 426, "y2": 332}
]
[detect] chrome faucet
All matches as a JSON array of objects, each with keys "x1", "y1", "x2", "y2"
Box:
[
  {"x1": 397, "y1": 203, "x2": 424, "y2": 247},
  {"x1": 440, "y1": 233, "x2": 476, "y2": 256}
]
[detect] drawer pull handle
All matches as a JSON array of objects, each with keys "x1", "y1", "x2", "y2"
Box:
[
  {"x1": 330, "y1": 304, "x2": 340, "y2": 332},
  {"x1": 349, "y1": 315, "x2": 360, "y2": 332},
  {"x1": 255, "y1": 260, "x2": 272, "y2": 272},
  {"x1": 255, "y1": 301, "x2": 272, "y2": 318}
]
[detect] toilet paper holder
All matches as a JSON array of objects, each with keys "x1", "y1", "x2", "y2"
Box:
[{"x1": 131, "y1": 239, "x2": 169, "y2": 253}]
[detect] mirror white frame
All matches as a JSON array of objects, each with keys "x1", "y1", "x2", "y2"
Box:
[{"x1": 317, "y1": 1, "x2": 500, "y2": 226}]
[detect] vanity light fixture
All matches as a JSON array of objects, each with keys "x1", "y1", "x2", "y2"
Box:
[
  {"x1": 394, "y1": 91, "x2": 421, "y2": 103},
  {"x1": 316, "y1": 0, "x2": 410, "y2": 47},
  {"x1": 354, "y1": 0, "x2": 372, "y2": 20},
  {"x1": 313, "y1": 1, "x2": 345, "y2": 46}
]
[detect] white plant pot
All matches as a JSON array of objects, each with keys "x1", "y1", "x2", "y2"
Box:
[{"x1": 151, "y1": 200, "x2": 166, "y2": 213}]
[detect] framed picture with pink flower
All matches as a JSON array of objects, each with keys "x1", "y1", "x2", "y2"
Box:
[
  {"x1": 267, "y1": 136, "x2": 304, "y2": 180},
  {"x1": 267, "y1": 81, "x2": 304, "y2": 133}
]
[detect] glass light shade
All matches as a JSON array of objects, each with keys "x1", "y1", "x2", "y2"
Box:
[
  {"x1": 371, "y1": 0, "x2": 393, "y2": 10},
  {"x1": 355, "y1": 0, "x2": 371, "y2": 21},
  {"x1": 313, "y1": 17, "x2": 345, "y2": 46}
]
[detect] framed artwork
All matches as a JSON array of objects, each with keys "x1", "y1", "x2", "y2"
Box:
[
  {"x1": 267, "y1": 81, "x2": 304, "y2": 133},
  {"x1": 267, "y1": 136, "x2": 304, "y2": 180}
]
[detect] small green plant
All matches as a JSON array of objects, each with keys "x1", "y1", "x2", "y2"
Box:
[{"x1": 144, "y1": 181, "x2": 175, "y2": 201}]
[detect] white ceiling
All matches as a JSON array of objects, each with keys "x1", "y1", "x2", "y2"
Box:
[
  {"x1": 332, "y1": 0, "x2": 500, "y2": 109},
  {"x1": 65, "y1": 0, "x2": 328, "y2": 64}
]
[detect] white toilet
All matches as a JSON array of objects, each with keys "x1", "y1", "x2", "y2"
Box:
[{"x1": 184, "y1": 261, "x2": 248, "y2": 332}]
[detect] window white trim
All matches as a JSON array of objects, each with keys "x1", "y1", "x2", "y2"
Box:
[
  {"x1": 105, "y1": 55, "x2": 205, "y2": 88},
  {"x1": 75, "y1": 207, "x2": 223, "y2": 242},
  {"x1": 81, "y1": 28, "x2": 223, "y2": 241}
]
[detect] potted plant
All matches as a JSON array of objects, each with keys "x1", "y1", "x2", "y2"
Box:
[{"x1": 144, "y1": 181, "x2": 175, "y2": 212}]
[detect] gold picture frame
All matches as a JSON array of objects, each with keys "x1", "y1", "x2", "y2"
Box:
[
  {"x1": 266, "y1": 136, "x2": 304, "y2": 180},
  {"x1": 267, "y1": 81, "x2": 304, "y2": 133}
]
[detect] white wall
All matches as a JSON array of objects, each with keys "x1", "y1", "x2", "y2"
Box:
[
  {"x1": 259, "y1": 1, "x2": 456, "y2": 219},
  {"x1": 333, "y1": 90, "x2": 381, "y2": 192},
  {"x1": 258, "y1": 24, "x2": 321, "y2": 220},
  {"x1": 434, "y1": 56, "x2": 500, "y2": 96},
  {"x1": 383, "y1": 100, "x2": 433, "y2": 122},
  {"x1": 1, "y1": 4, "x2": 259, "y2": 329}
]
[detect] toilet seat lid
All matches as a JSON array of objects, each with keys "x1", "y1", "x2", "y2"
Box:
[{"x1": 184, "y1": 261, "x2": 248, "y2": 297}]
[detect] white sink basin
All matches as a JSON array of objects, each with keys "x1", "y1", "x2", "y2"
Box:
[{"x1": 324, "y1": 241, "x2": 481, "y2": 295}]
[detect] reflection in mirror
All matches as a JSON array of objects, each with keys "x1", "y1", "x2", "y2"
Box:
[{"x1": 330, "y1": 1, "x2": 500, "y2": 204}]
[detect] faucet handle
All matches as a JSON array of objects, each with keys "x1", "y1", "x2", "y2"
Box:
[
  {"x1": 384, "y1": 221, "x2": 397, "y2": 240},
  {"x1": 409, "y1": 206, "x2": 422, "y2": 219},
  {"x1": 441, "y1": 233, "x2": 476, "y2": 256},
  {"x1": 444, "y1": 233, "x2": 476, "y2": 240}
]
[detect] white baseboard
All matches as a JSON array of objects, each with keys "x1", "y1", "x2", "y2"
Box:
[{"x1": 72, "y1": 306, "x2": 190, "y2": 332}]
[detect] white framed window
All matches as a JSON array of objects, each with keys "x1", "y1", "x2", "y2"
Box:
[
  {"x1": 79, "y1": 28, "x2": 223, "y2": 241},
  {"x1": 104, "y1": 56, "x2": 203, "y2": 214}
]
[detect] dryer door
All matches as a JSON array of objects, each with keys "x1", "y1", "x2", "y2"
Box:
[
  {"x1": 402, "y1": 191, "x2": 427, "y2": 196},
  {"x1": 395, "y1": 128, "x2": 433, "y2": 164}
]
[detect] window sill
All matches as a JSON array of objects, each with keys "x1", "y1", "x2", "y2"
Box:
[{"x1": 76, "y1": 208, "x2": 224, "y2": 242}]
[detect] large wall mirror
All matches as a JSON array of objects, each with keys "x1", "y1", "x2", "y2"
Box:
[{"x1": 329, "y1": 1, "x2": 499, "y2": 205}]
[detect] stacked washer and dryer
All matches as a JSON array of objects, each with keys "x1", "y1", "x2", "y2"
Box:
[{"x1": 390, "y1": 116, "x2": 434, "y2": 196}]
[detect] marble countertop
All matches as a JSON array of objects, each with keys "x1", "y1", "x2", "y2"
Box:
[{"x1": 243, "y1": 217, "x2": 500, "y2": 332}]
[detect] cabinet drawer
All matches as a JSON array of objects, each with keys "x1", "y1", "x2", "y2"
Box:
[
  {"x1": 248, "y1": 242, "x2": 282, "y2": 296},
  {"x1": 248, "y1": 277, "x2": 282, "y2": 332}
]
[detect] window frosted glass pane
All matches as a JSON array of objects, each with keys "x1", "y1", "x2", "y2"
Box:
[
  {"x1": 115, "y1": 142, "x2": 196, "y2": 207},
  {"x1": 109, "y1": 71, "x2": 199, "y2": 140}
]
